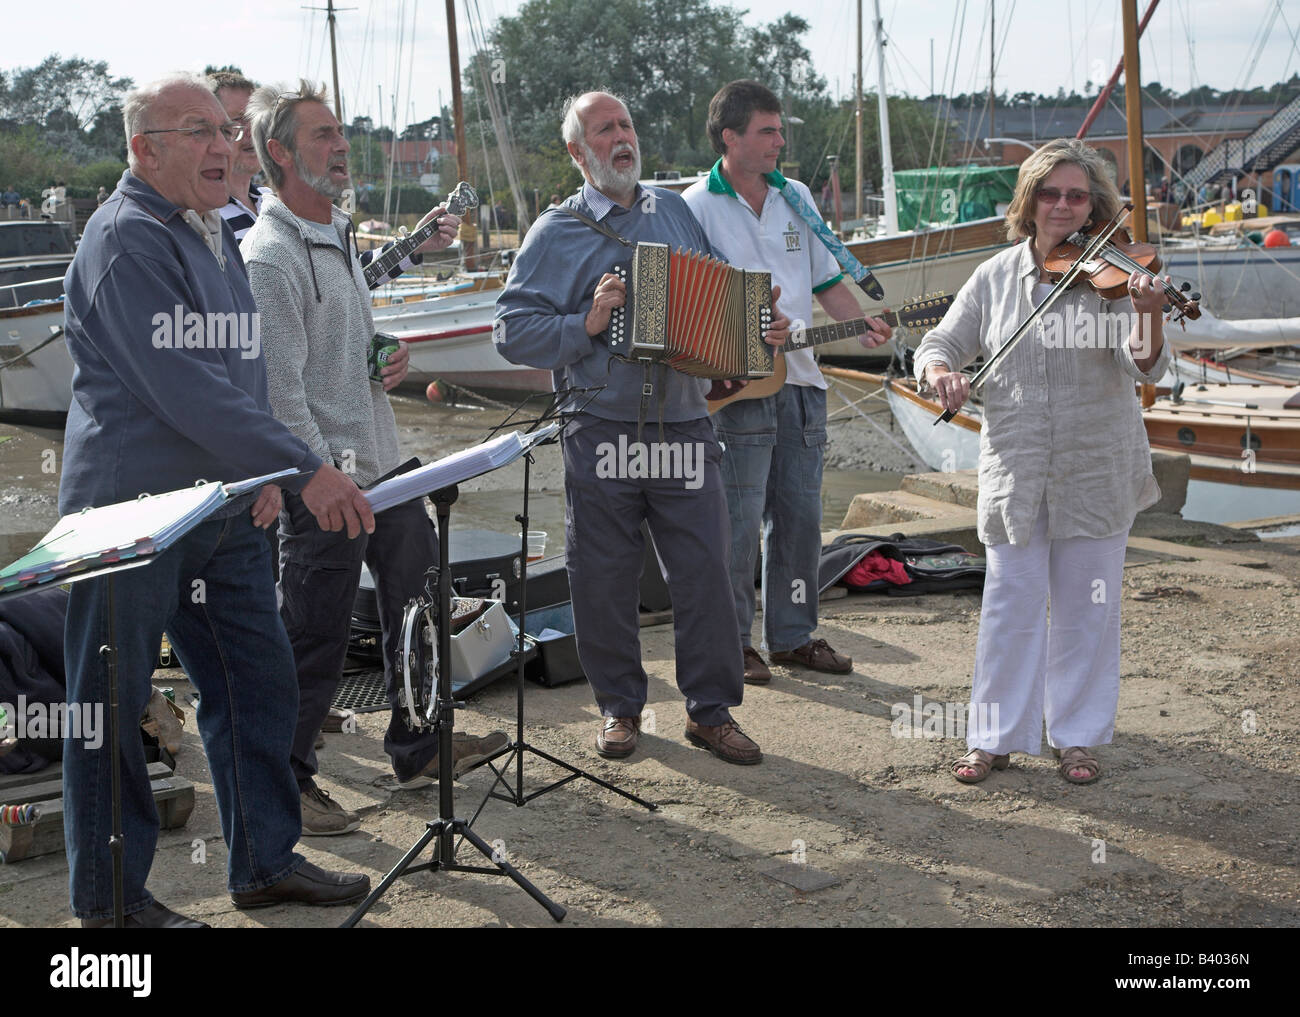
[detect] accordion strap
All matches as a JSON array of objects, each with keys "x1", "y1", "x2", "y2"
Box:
[
  {"x1": 554, "y1": 206, "x2": 633, "y2": 248},
  {"x1": 556, "y1": 205, "x2": 668, "y2": 442}
]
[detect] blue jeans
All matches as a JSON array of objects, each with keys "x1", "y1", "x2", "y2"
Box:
[
  {"x1": 713, "y1": 385, "x2": 827, "y2": 653},
  {"x1": 63, "y1": 515, "x2": 303, "y2": 919}
]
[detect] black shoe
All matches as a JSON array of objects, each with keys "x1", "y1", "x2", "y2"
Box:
[
  {"x1": 81, "y1": 900, "x2": 210, "y2": 928},
  {"x1": 230, "y1": 860, "x2": 371, "y2": 910}
]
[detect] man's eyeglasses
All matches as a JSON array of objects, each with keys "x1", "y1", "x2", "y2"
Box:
[
  {"x1": 142, "y1": 121, "x2": 246, "y2": 144},
  {"x1": 1035, "y1": 187, "x2": 1091, "y2": 206}
]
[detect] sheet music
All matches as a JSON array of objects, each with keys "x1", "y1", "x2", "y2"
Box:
[
  {"x1": 0, "y1": 484, "x2": 224, "y2": 593},
  {"x1": 364, "y1": 425, "x2": 560, "y2": 514},
  {"x1": 0, "y1": 466, "x2": 303, "y2": 595}
]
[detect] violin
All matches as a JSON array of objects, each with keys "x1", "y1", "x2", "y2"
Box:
[
  {"x1": 932, "y1": 205, "x2": 1197, "y2": 426},
  {"x1": 1044, "y1": 214, "x2": 1201, "y2": 322}
]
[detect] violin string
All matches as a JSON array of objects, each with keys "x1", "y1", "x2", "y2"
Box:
[{"x1": 1096, "y1": 247, "x2": 1184, "y2": 303}]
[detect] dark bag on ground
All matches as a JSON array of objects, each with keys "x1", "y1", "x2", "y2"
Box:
[{"x1": 819, "y1": 532, "x2": 986, "y2": 597}]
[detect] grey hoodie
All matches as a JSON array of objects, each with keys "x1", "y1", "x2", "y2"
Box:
[{"x1": 242, "y1": 195, "x2": 400, "y2": 488}]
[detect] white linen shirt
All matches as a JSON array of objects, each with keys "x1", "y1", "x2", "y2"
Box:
[
  {"x1": 914, "y1": 240, "x2": 1172, "y2": 547},
  {"x1": 683, "y1": 163, "x2": 842, "y2": 389}
]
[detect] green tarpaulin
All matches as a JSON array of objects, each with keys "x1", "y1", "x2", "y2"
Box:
[{"x1": 893, "y1": 165, "x2": 1018, "y2": 231}]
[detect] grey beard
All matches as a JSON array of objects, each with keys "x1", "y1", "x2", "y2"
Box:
[
  {"x1": 294, "y1": 150, "x2": 350, "y2": 200},
  {"x1": 583, "y1": 143, "x2": 641, "y2": 196}
]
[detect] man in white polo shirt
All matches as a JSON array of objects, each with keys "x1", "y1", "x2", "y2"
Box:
[{"x1": 683, "y1": 80, "x2": 891, "y2": 685}]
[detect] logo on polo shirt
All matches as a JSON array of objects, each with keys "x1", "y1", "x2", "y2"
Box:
[{"x1": 783, "y1": 221, "x2": 801, "y2": 252}]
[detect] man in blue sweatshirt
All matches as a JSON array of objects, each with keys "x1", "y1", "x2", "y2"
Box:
[
  {"x1": 59, "y1": 74, "x2": 372, "y2": 926},
  {"x1": 495, "y1": 92, "x2": 788, "y2": 766}
]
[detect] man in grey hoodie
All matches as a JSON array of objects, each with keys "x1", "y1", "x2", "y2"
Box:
[{"x1": 242, "y1": 81, "x2": 507, "y2": 836}]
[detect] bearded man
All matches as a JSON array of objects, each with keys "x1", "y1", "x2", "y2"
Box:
[
  {"x1": 242, "y1": 81, "x2": 505, "y2": 836},
  {"x1": 495, "y1": 92, "x2": 789, "y2": 766}
]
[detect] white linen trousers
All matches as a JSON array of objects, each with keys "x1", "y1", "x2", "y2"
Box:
[{"x1": 968, "y1": 501, "x2": 1127, "y2": 755}]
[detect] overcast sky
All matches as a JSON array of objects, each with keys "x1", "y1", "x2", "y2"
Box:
[{"x1": 2, "y1": 0, "x2": 1296, "y2": 129}]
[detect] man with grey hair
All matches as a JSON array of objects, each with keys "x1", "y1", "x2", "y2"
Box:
[
  {"x1": 241, "y1": 81, "x2": 505, "y2": 836},
  {"x1": 496, "y1": 91, "x2": 789, "y2": 766},
  {"x1": 60, "y1": 73, "x2": 373, "y2": 926}
]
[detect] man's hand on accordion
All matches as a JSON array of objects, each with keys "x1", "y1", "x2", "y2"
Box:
[
  {"x1": 765, "y1": 284, "x2": 790, "y2": 348},
  {"x1": 585, "y1": 272, "x2": 627, "y2": 337}
]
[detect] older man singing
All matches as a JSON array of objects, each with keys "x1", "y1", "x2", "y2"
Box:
[{"x1": 60, "y1": 74, "x2": 370, "y2": 926}]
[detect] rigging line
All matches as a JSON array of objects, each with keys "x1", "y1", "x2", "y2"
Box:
[
  {"x1": 1177, "y1": 0, "x2": 1198, "y2": 91},
  {"x1": 993, "y1": 0, "x2": 1017, "y2": 82},
  {"x1": 301, "y1": 7, "x2": 316, "y2": 89},
  {"x1": 403, "y1": 0, "x2": 418, "y2": 136},
  {"x1": 1239, "y1": 0, "x2": 1284, "y2": 97},
  {"x1": 1268, "y1": 0, "x2": 1300, "y2": 102}
]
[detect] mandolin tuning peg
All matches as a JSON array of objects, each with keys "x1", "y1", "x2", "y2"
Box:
[
  {"x1": 1161, "y1": 303, "x2": 1172, "y2": 314},
  {"x1": 1181, "y1": 281, "x2": 1191, "y2": 291},
  {"x1": 1191, "y1": 292, "x2": 1200, "y2": 301}
]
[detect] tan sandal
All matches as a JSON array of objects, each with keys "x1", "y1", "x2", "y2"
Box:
[
  {"x1": 951, "y1": 748, "x2": 1010, "y2": 784},
  {"x1": 1055, "y1": 745, "x2": 1101, "y2": 784}
]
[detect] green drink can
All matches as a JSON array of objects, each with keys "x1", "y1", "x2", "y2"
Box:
[{"x1": 369, "y1": 332, "x2": 401, "y2": 383}]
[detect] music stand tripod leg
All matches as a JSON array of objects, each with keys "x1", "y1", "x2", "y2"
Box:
[
  {"x1": 477, "y1": 424, "x2": 657, "y2": 813},
  {"x1": 340, "y1": 483, "x2": 566, "y2": 925}
]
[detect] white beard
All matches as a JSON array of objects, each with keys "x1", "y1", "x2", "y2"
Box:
[{"x1": 582, "y1": 140, "x2": 641, "y2": 196}]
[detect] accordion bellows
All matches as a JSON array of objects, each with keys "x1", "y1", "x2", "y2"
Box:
[{"x1": 608, "y1": 242, "x2": 775, "y2": 379}]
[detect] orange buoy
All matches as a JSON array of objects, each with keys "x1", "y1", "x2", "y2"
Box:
[
  {"x1": 425, "y1": 380, "x2": 444, "y2": 402},
  {"x1": 1263, "y1": 228, "x2": 1292, "y2": 248}
]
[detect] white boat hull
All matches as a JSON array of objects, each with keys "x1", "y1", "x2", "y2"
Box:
[
  {"x1": 812, "y1": 243, "x2": 1000, "y2": 358},
  {"x1": 372, "y1": 291, "x2": 550, "y2": 392},
  {"x1": 0, "y1": 301, "x2": 71, "y2": 420},
  {"x1": 1163, "y1": 243, "x2": 1300, "y2": 321}
]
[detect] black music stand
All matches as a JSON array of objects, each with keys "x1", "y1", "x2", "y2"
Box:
[
  {"x1": 464, "y1": 389, "x2": 657, "y2": 824},
  {"x1": 341, "y1": 475, "x2": 566, "y2": 925}
]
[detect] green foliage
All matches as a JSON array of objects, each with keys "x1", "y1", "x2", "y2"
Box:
[
  {"x1": 0, "y1": 54, "x2": 130, "y2": 201},
  {"x1": 464, "y1": 0, "x2": 827, "y2": 173},
  {"x1": 0, "y1": 54, "x2": 131, "y2": 132},
  {"x1": 0, "y1": 125, "x2": 125, "y2": 202}
]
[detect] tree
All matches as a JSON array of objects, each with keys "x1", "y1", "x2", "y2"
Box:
[
  {"x1": 401, "y1": 115, "x2": 442, "y2": 141},
  {"x1": 0, "y1": 55, "x2": 132, "y2": 132}
]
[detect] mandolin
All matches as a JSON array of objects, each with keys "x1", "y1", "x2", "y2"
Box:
[
  {"x1": 707, "y1": 293, "x2": 953, "y2": 413},
  {"x1": 362, "y1": 180, "x2": 479, "y2": 289}
]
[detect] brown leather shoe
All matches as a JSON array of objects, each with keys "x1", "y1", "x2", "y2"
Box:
[
  {"x1": 742, "y1": 646, "x2": 772, "y2": 685},
  {"x1": 684, "y1": 718, "x2": 762, "y2": 765},
  {"x1": 769, "y1": 638, "x2": 852, "y2": 674},
  {"x1": 595, "y1": 716, "x2": 641, "y2": 759}
]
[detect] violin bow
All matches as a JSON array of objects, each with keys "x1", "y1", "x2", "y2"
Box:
[{"x1": 933, "y1": 207, "x2": 1132, "y2": 426}]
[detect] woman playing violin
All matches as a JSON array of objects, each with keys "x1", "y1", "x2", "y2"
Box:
[{"x1": 916, "y1": 138, "x2": 1173, "y2": 786}]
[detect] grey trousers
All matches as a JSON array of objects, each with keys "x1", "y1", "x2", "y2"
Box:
[{"x1": 562, "y1": 415, "x2": 743, "y2": 727}]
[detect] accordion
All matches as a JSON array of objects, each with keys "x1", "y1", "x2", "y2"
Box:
[{"x1": 607, "y1": 242, "x2": 775, "y2": 379}]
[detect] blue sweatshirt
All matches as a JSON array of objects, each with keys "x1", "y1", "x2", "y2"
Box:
[
  {"x1": 494, "y1": 184, "x2": 722, "y2": 422},
  {"x1": 59, "y1": 171, "x2": 321, "y2": 513}
]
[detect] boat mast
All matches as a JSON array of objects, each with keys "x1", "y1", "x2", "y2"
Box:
[
  {"x1": 327, "y1": 0, "x2": 344, "y2": 120},
  {"x1": 987, "y1": 1, "x2": 995, "y2": 141},
  {"x1": 855, "y1": 0, "x2": 863, "y2": 221},
  {"x1": 1122, "y1": 0, "x2": 1150, "y2": 242},
  {"x1": 872, "y1": 0, "x2": 898, "y2": 234},
  {"x1": 446, "y1": 0, "x2": 477, "y2": 262},
  {"x1": 306, "y1": 0, "x2": 352, "y2": 121}
]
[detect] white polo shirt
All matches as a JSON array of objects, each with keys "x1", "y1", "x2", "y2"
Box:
[{"x1": 683, "y1": 162, "x2": 842, "y2": 389}]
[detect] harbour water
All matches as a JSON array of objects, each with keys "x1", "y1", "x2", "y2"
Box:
[{"x1": 0, "y1": 389, "x2": 906, "y2": 570}]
